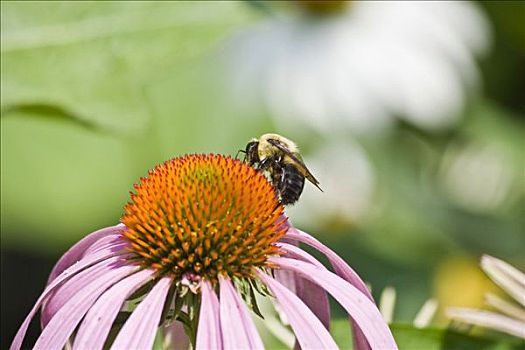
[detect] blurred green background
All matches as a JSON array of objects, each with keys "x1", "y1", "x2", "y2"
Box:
[{"x1": 1, "y1": 1, "x2": 524, "y2": 348}]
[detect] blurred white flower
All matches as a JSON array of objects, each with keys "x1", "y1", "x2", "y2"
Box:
[
  {"x1": 286, "y1": 139, "x2": 375, "y2": 228},
  {"x1": 439, "y1": 143, "x2": 517, "y2": 214},
  {"x1": 226, "y1": 1, "x2": 491, "y2": 134},
  {"x1": 447, "y1": 255, "x2": 525, "y2": 339}
]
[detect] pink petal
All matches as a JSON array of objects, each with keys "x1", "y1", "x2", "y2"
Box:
[
  {"x1": 277, "y1": 242, "x2": 325, "y2": 268},
  {"x1": 274, "y1": 269, "x2": 297, "y2": 293},
  {"x1": 296, "y1": 278, "x2": 330, "y2": 330},
  {"x1": 10, "y1": 253, "x2": 130, "y2": 350},
  {"x1": 196, "y1": 281, "x2": 222, "y2": 350},
  {"x1": 273, "y1": 238, "x2": 301, "y2": 292},
  {"x1": 82, "y1": 233, "x2": 128, "y2": 258},
  {"x1": 284, "y1": 228, "x2": 372, "y2": 299},
  {"x1": 110, "y1": 276, "x2": 172, "y2": 350},
  {"x1": 163, "y1": 321, "x2": 190, "y2": 350},
  {"x1": 278, "y1": 242, "x2": 331, "y2": 330},
  {"x1": 271, "y1": 257, "x2": 398, "y2": 350},
  {"x1": 47, "y1": 224, "x2": 125, "y2": 283},
  {"x1": 41, "y1": 254, "x2": 133, "y2": 327},
  {"x1": 73, "y1": 268, "x2": 155, "y2": 350},
  {"x1": 285, "y1": 227, "x2": 374, "y2": 350},
  {"x1": 33, "y1": 263, "x2": 137, "y2": 350},
  {"x1": 219, "y1": 276, "x2": 264, "y2": 349},
  {"x1": 257, "y1": 271, "x2": 339, "y2": 349},
  {"x1": 350, "y1": 321, "x2": 371, "y2": 350}
]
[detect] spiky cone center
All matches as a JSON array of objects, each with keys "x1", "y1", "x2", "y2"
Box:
[{"x1": 121, "y1": 154, "x2": 287, "y2": 283}]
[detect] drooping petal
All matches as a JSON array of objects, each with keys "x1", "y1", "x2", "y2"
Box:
[
  {"x1": 274, "y1": 269, "x2": 297, "y2": 293},
  {"x1": 296, "y1": 278, "x2": 330, "y2": 329},
  {"x1": 219, "y1": 276, "x2": 265, "y2": 349},
  {"x1": 350, "y1": 322, "x2": 371, "y2": 350},
  {"x1": 447, "y1": 308, "x2": 525, "y2": 339},
  {"x1": 162, "y1": 321, "x2": 191, "y2": 350},
  {"x1": 270, "y1": 257, "x2": 398, "y2": 350},
  {"x1": 258, "y1": 271, "x2": 339, "y2": 349},
  {"x1": 285, "y1": 227, "x2": 373, "y2": 350},
  {"x1": 110, "y1": 276, "x2": 172, "y2": 350},
  {"x1": 73, "y1": 268, "x2": 155, "y2": 350},
  {"x1": 277, "y1": 242, "x2": 325, "y2": 268},
  {"x1": 196, "y1": 280, "x2": 222, "y2": 350},
  {"x1": 82, "y1": 233, "x2": 128, "y2": 258},
  {"x1": 10, "y1": 253, "x2": 130, "y2": 350},
  {"x1": 278, "y1": 242, "x2": 331, "y2": 330},
  {"x1": 41, "y1": 254, "x2": 133, "y2": 327},
  {"x1": 284, "y1": 228, "x2": 372, "y2": 299},
  {"x1": 33, "y1": 264, "x2": 137, "y2": 350},
  {"x1": 273, "y1": 225, "x2": 302, "y2": 295},
  {"x1": 47, "y1": 224, "x2": 125, "y2": 283}
]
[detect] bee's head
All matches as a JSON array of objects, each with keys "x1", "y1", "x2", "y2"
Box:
[{"x1": 244, "y1": 140, "x2": 260, "y2": 164}]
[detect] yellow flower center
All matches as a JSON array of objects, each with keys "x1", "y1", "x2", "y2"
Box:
[{"x1": 121, "y1": 154, "x2": 287, "y2": 282}]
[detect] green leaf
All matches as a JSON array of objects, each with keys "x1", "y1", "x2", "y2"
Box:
[
  {"x1": 391, "y1": 324, "x2": 525, "y2": 350},
  {"x1": 234, "y1": 277, "x2": 266, "y2": 319},
  {"x1": 1, "y1": 1, "x2": 253, "y2": 135},
  {"x1": 330, "y1": 320, "x2": 525, "y2": 350}
]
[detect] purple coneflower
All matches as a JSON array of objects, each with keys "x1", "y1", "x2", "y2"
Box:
[{"x1": 11, "y1": 154, "x2": 397, "y2": 350}]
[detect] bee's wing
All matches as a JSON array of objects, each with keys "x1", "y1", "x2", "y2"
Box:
[{"x1": 267, "y1": 139, "x2": 323, "y2": 192}]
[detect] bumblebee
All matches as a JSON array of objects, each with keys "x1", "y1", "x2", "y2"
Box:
[{"x1": 241, "y1": 133, "x2": 322, "y2": 205}]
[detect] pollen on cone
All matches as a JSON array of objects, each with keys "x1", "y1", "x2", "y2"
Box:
[{"x1": 121, "y1": 154, "x2": 287, "y2": 282}]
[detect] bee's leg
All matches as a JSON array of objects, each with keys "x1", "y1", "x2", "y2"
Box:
[
  {"x1": 257, "y1": 157, "x2": 273, "y2": 171},
  {"x1": 235, "y1": 149, "x2": 246, "y2": 160},
  {"x1": 272, "y1": 164, "x2": 282, "y2": 188},
  {"x1": 270, "y1": 163, "x2": 285, "y2": 203}
]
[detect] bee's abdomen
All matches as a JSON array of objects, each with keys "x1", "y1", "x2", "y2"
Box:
[{"x1": 278, "y1": 164, "x2": 305, "y2": 205}]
